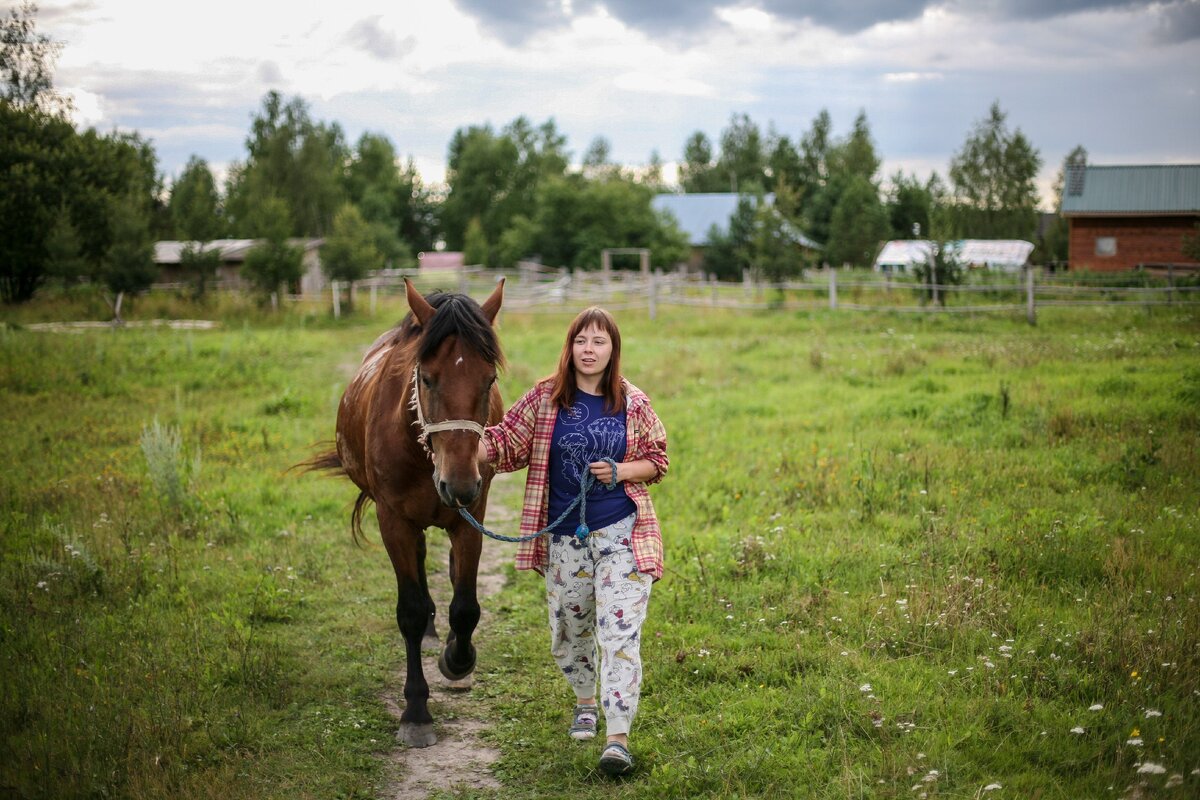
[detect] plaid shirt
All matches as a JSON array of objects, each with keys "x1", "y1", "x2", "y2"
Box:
[{"x1": 482, "y1": 377, "x2": 669, "y2": 579}]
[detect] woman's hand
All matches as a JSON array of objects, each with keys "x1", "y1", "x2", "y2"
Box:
[{"x1": 588, "y1": 460, "x2": 621, "y2": 485}]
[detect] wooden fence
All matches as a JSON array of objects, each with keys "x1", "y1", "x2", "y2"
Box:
[{"x1": 324, "y1": 266, "x2": 1200, "y2": 324}]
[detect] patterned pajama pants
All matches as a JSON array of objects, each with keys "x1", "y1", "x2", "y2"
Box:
[{"x1": 545, "y1": 513, "x2": 652, "y2": 736}]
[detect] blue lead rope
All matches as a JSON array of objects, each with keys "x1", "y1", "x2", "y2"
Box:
[{"x1": 457, "y1": 457, "x2": 621, "y2": 543}]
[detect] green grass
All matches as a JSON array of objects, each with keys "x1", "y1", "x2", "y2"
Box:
[{"x1": 2, "y1": 295, "x2": 1199, "y2": 798}]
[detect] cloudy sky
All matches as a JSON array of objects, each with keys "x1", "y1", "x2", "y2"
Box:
[{"x1": 35, "y1": 0, "x2": 1200, "y2": 208}]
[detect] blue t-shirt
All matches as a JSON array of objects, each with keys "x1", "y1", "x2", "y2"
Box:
[{"x1": 546, "y1": 390, "x2": 637, "y2": 536}]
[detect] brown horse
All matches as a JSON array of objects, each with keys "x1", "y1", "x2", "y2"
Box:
[{"x1": 308, "y1": 278, "x2": 504, "y2": 747}]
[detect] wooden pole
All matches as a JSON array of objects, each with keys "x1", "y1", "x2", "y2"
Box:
[
  {"x1": 602, "y1": 250, "x2": 612, "y2": 299},
  {"x1": 1026, "y1": 267, "x2": 1036, "y2": 326},
  {"x1": 649, "y1": 268, "x2": 659, "y2": 321},
  {"x1": 332, "y1": 280, "x2": 340, "y2": 319},
  {"x1": 931, "y1": 255, "x2": 940, "y2": 307},
  {"x1": 370, "y1": 282, "x2": 377, "y2": 316},
  {"x1": 829, "y1": 268, "x2": 838, "y2": 310}
]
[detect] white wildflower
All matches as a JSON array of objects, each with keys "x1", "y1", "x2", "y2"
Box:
[
  {"x1": 1136, "y1": 762, "x2": 1166, "y2": 774},
  {"x1": 1088, "y1": 703, "x2": 1104, "y2": 712},
  {"x1": 1070, "y1": 726, "x2": 1085, "y2": 734},
  {"x1": 983, "y1": 784, "x2": 1002, "y2": 791},
  {"x1": 1143, "y1": 709, "x2": 1162, "y2": 718}
]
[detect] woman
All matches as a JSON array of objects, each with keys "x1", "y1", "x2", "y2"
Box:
[{"x1": 479, "y1": 306, "x2": 668, "y2": 777}]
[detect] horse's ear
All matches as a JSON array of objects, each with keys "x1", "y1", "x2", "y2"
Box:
[
  {"x1": 480, "y1": 277, "x2": 504, "y2": 324},
  {"x1": 405, "y1": 279, "x2": 435, "y2": 326}
]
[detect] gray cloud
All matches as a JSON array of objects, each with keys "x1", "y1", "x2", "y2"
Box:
[
  {"x1": 1151, "y1": 0, "x2": 1200, "y2": 43},
  {"x1": 257, "y1": 60, "x2": 283, "y2": 86},
  {"x1": 454, "y1": 0, "x2": 1178, "y2": 40},
  {"x1": 36, "y1": 1, "x2": 101, "y2": 24},
  {"x1": 759, "y1": 1, "x2": 929, "y2": 33},
  {"x1": 589, "y1": 0, "x2": 720, "y2": 35},
  {"x1": 345, "y1": 15, "x2": 417, "y2": 60},
  {"x1": 451, "y1": 0, "x2": 572, "y2": 45}
]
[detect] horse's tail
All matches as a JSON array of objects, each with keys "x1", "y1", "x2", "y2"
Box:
[
  {"x1": 350, "y1": 490, "x2": 373, "y2": 548},
  {"x1": 295, "y1": 448, "x2": 343, "y2": 475},
  {"x1": 295, "y1": 447, "x2": 374, "y2": 549}
]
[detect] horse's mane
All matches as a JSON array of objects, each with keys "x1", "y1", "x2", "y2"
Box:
[{"x1": 398, "y1": 291, "x2": 504, "y2": 367}]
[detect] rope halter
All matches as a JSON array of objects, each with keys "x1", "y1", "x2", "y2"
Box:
[{"x1": 409, "y1": 364, "x2": 486, "y2": 454}]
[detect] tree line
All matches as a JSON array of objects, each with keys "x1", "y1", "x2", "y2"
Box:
[{"x1": 2, "y1": 2, "x2": 1082, "y2": 308}]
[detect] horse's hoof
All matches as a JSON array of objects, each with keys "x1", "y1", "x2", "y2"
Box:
[
  {"x1": 443, "y1": 673, "x2": 474, "y2": 691},
  {"x1": 438, "y1": 641, "x2": 477, "y2": 681},
  {"x1": 397, "y1": 722, "x2": 437, "y2": 748}
]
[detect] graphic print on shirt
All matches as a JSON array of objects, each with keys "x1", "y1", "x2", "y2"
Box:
[{"x1": 557, "y1": 400, "x2": 623, "y2": 484}]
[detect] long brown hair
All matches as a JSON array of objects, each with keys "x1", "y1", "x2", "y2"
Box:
[{"x1": 549, "y1": 306, "x2": 625, "y2": 414}]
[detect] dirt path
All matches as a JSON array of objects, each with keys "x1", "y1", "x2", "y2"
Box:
[{"x1": 381, "y1": 472, "x2": 521, "y2": 798}]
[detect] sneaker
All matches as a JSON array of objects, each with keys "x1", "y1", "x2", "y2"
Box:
[
  {"x1": 569, "y1": 704, "x2": 598, "y2": 740},
  {"x1": 598, "y1": 741, "x2": 635, "y2": 777}
]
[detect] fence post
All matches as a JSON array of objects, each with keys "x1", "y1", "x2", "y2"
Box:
[
  {"x1": 1026, "y1": 267, "x2": 1036, "y2": 326},
  {"x1": 829, "y1": 268, "x2": 838, "y2": 310},
  {"x1": 370, "y1": 282, "x2": 377, "y2": 316},
  {"x1": 743, "y1": 268, "x2": 752, "y2": 299},
  {"x1": 648, "y1": 268, "x2": 658, "y2": 321},
  {"x1": 710, "y1": 273, "x2": 718, "y2": 306},
  {"x1": 1168, "y1": 263, "x2": 1175, "y2": 305},
  {"x1": 332, "y1": 280, "x2": 341, "y2": 319}
]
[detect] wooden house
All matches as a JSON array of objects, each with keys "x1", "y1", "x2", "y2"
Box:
[
  {"x1": 1061, "y1": 164, "x2": 1200, "y2": 272},
  {"x1": 154, "y1": 239, "x2": 326, "y2": 294}
]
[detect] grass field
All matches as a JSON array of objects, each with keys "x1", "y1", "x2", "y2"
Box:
[{"x1": 2, "y1": 292, "x2": 1198, "y2": 798}]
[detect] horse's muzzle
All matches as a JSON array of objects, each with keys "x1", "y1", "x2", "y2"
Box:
[{"x1": 436, "y1": 475, "x2": 482, "y2": 508}]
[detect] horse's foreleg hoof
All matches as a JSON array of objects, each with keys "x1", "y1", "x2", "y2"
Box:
[
  {"x1": 438, "y1": 641, "x2": 477, "y2": 682},
  {"x1": 443, "y1": 673, "x2": 475, "y2": 691},
  {"x1": 397, "y1": 722, "x2": 437, "y2": 748}
]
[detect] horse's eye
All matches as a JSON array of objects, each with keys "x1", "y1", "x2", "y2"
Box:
[{"x1": 421, "y1": 375, "x2": 433, "y2": 388}]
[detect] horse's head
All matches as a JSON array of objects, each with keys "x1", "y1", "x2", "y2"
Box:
[{"x1": 406, "y1": 278, "x2": 504, "y2": 508}]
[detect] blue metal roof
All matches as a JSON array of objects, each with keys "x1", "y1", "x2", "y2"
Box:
[{"x1": 1061, "y1": 164, "x2": 1200, "y2": 215}]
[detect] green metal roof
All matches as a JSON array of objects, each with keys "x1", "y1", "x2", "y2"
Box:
[{"x1": 1061, "y1": 164, "x2": 1200, "y2": 215}]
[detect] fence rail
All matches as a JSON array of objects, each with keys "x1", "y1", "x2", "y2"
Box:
[
  {"x1": 355, "y1": 268, "x2": 1200, "y2": 322},
  {"x1": 152, "y1": 266, "x2": 1200, "y2": 323}
]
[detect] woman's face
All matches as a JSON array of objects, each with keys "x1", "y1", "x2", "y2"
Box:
[{"x1": 571, "y1": 324, "x2": 613, "y2": 385}]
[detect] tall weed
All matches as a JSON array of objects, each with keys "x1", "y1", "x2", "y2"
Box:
[{"x1": 140, "y1": 417, "x2": 201, "y2": 520}]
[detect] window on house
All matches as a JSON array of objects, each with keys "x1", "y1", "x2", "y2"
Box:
[{"x1": 1095, "y1": 237, "x2": 1117, "y2": 256}]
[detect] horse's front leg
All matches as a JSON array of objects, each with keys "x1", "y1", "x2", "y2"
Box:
[
  {"x1": 439, "y1": 517, "x2": 483, "y2": 686},
  {"x1": 416, "y1": 532, "x2": 440, "y2": 650},
  {"x1": 378, "y1": 504, "x2": 438, "y2": 747}
]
